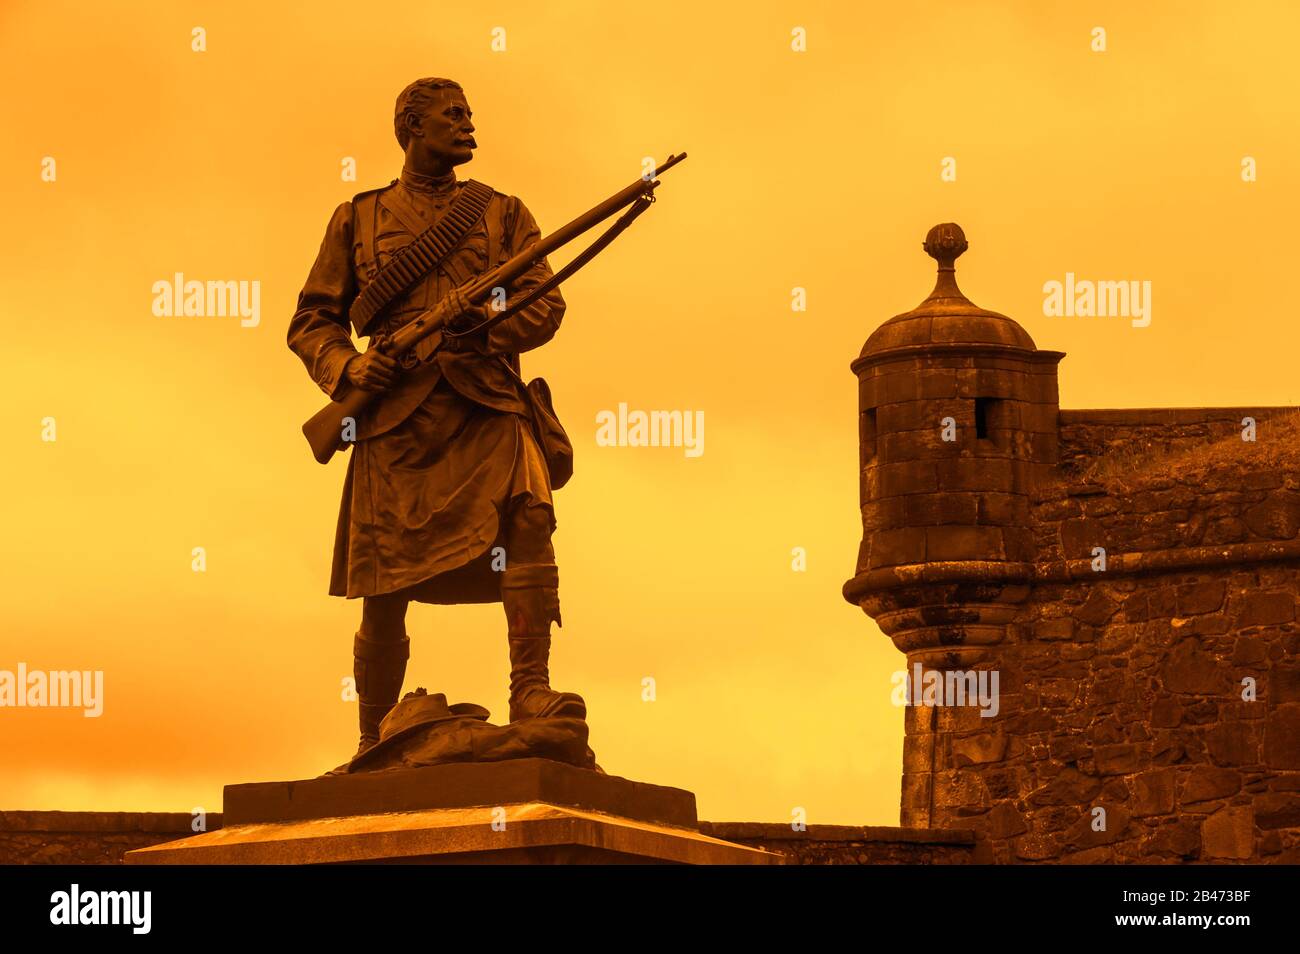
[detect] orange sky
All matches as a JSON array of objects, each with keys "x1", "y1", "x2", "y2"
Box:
[{"x1": 2, "y1": 0, "x2": 1298, "y2": 825}]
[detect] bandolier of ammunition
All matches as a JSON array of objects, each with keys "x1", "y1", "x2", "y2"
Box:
[{"x1": 348, "y1": 179, "x2": 495, "y2": 335}]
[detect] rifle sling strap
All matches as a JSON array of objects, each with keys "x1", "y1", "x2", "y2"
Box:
[{"x1": 349, "y1": 179, "x2": 495, "y2": 336}]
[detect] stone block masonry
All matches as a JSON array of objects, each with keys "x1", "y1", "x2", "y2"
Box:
[
  {"x1": 0, "y1": 812, "x2": 221, "y2": 864},
  {"x1": 845, "y1": 223, "x2": 1300, "y2": 863}
]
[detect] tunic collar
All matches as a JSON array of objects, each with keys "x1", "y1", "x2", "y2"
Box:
[{"x1": 399, "y1": 167, "x2": 459, "y2": 195}]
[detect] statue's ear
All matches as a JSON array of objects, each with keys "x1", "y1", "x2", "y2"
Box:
[{"x1": 402, "y1": 109, "x2": 424, "y2": 141}]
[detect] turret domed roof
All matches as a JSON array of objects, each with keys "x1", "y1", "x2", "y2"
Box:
[{"x1": 860, "y1": 223, "x2": 1036, "y2": 358}]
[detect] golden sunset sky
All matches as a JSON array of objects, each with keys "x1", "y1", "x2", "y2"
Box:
[{"x1": 2, "y1": 0, "x2": 1298, "y2": 825}]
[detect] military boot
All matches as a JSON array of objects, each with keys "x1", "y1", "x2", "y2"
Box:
[
  {"x1": 502, "y1": 563, "x2": 586, "y2": 723},
  {"x1": 352, "y1": 630, "x2": 410, "y2": 756}
]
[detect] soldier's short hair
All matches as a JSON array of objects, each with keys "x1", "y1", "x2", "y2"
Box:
[{"x1": 394, "y1": 78, "x2": 464, "y2": 149}]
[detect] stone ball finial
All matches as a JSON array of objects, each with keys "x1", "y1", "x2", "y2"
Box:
[
  {"x1": 857, "y1": 220, "x2": 1036, "y2": 358},
  {"x1": 923, "y1": 223, "x2": 968, "y2": 270}
]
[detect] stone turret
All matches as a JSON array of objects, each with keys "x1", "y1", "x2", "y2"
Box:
[
  {"x1": 844, "y1": 224, "x2": 1064, "y2": 828},
  {"x1": 845, "y1": 224, "x2": 1063, "y2": 668},
  {"x1": 843, "y1": 224, "x2": 1300, "y2": 864}
]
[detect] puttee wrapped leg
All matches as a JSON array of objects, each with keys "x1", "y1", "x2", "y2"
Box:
[
  {"x1": 353, "y1": 630, "x2": 410, "y2": 754},
  {"x1": 502, "y1": 563, "x2": 586, "y2": 723}
]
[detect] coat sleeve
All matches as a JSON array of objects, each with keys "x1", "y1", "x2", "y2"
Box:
[
  {"x1": 484, "y1": 196, "x2": 566, "y2": 355},
  {"x1": 287, "y1": 202, "x2": 360, "y2": 398}
]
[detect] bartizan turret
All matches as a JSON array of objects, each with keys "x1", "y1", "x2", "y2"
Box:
[{"x1": 843, "y1": 224, "x2": 1063, "y2": 827}]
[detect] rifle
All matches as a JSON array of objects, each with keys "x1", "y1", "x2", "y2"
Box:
[{"x1": 301, "y1": 152, "x2": 688, "y2": 464}]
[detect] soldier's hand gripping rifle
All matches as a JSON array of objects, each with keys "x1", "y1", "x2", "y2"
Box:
[{"x1": 302, "y1": 153, "x2": 688, "y2": 464}]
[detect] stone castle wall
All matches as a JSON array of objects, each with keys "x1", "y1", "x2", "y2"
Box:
[
  {"x1": 1057, "y1": 407, "x2": 1294, "y2": 476},
  {"x1": 698, "y1": 823, "x2": 979, "y2": 864},
  {"x1": 844, "y1": 225, "x2": 1300, "y2": 866},
  {"x1": 0, "y1": 812, "x2": 218, "y2": 865},
  {"x1": 898, "y1": 412, "x2": 1300, "y2": 863}
]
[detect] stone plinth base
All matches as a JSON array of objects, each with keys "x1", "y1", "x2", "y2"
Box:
[
  {"x1": 126, "y1": 802, "x2": 777, "y2": 865},
  {"x1": 124, "y1": 760, "x2": 779, "y2": 865},
  {"x1": 223, "y1": 758, "x2": 696, "y2": 827}
]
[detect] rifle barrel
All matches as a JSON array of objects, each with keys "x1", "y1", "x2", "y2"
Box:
[{"x1": 466, "y1": 153, "x2": 687, "y2": 299}]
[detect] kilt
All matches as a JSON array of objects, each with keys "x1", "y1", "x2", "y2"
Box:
[{"x1": 329, "y1": 378, "x2": 554, "y2": 602}]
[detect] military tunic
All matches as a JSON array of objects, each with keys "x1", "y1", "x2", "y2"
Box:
[{"x1": 288, "y1": 169, "x2": 565, "y2": 602}]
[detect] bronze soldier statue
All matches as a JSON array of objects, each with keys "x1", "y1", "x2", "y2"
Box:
[{"x1": 288, "y1": 78, "x2": 585, "y2": 757}]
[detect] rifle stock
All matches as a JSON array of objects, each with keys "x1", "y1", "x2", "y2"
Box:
[
  {"x1": 303, "y1": 388, "x2": 371, "y2": 465},
  {"x1": 301, "y1": 153, "x2": 687, "y2": 464}
]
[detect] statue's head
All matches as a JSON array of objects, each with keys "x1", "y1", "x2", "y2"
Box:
[{"x1": 394, "y1": 77, "x2": 476, "y2": 167}]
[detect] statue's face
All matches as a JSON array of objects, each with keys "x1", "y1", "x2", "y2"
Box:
[{"x1": 411, "y1": 87, "x2": 476, "y2": 165}]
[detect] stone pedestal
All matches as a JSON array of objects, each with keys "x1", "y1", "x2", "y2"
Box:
[{"x1": 125, "y1": 759, "x2": 779, "y2": 865}]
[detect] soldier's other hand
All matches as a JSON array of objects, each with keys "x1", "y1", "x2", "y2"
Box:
[
  {"x1": 443, "y1": 287, "x2": 482, "y2": 333},
  {"x1": 345, "y1": 351, "x2": 398, "y2": 392}
]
